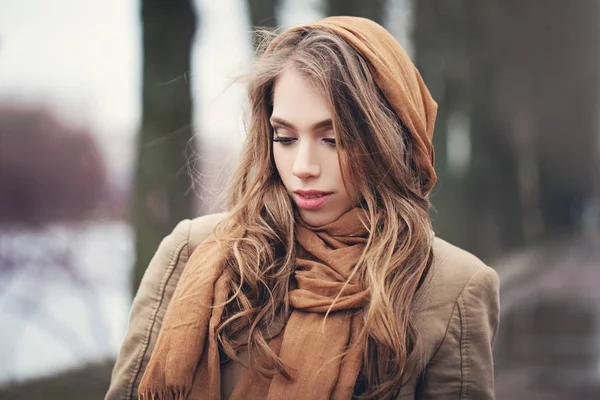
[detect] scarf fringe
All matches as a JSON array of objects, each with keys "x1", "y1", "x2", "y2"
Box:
[{"x1": 138, "y1": 386, "x2": 188, "y2": 400}]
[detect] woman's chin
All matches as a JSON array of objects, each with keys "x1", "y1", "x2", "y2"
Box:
[{"x1": 297, "y1": 209, "x2": 340, "y2": 227}]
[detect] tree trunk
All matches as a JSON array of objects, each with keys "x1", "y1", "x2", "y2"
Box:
[
  {"x1": 246, "y1": 0, "x2": 280, "y2": 51},
  {"x1": 326, "y1": 0, "x2": 387, "y2": 25},
  {"x1": 414, "y1": 0, "x2": 524, "y2": 258},
  {"x1": 521, "y1": 0, "x2": 600, "y2": 237},
  {"x1": 133, "y1": 0, "x2": 197, "y2": 293},
  {"x1": 413, "y1": 0, "x2": 484, "y2": 253},
  {"x1": 414, "y1": 0, "x2": 600, "y2": 259}
]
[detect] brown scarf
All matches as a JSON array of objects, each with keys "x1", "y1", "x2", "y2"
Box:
[{"x1": 138, "y1": 209, "x2": 369, "y2": 399}]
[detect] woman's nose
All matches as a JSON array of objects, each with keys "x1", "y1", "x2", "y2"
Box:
[{"x1": 292, "y1": 141, "x2": 320, "y2": 179}]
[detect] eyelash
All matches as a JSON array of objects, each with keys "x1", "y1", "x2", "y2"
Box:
[
  {"x1": 323, "y1": 138, "x2": 336, "y2": 147},
  {"x1": 272, "y1": 137, "x2": 296, "y2": 145},
  {"x1": 272, "y1": 135, "x2": 337, "y2": 148}
]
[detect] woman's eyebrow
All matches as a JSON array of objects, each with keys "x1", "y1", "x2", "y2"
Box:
[
  {"x1": 311, "y1": 118, "x2": 333, "y2": 131},
  {"x1": 270, "y1": 116, "x2": 333, "y2": 131},
  {"x1": 269, "y1": 116, "x2": 294, "y2": 128}
]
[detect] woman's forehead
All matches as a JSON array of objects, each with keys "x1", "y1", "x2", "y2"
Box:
[{"x1": 271, "y1": 68, "x2": 332, "y2": 130}]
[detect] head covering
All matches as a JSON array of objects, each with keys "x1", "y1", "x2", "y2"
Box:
[
  {"x1": 267, "y1": 16, "x2": 438, "y2": 193},
  {"x1": 138, "y1": 16, "x2": 434, "y2": 400}
]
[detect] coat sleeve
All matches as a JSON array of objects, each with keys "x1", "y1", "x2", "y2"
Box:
[
  {"x1": 105, "y1": 220, "x2": 192, "y2": 400},
  {"x1": 417, "y1": 266, "x2": 500, "y2": 399}
]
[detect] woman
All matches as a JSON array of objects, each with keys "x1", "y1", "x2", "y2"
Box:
[{"x1": 107, "y1": 16, "x2": 499, "y2": 400}]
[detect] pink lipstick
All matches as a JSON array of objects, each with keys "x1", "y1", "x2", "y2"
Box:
[{"x1": 294, "y1": 190, "x2": 332, "y2": 210}]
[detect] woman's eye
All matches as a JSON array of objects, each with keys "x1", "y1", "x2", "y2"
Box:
[
  {"x1": 323, "y1": 138, "x2": 336, "y2": 147},
  {"x1": 273, "y1": 136, "x2": 296, "y2": 145}
]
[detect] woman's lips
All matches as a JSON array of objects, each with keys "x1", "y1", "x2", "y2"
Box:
[{"x1": 294, "y1": 190, "x2": 332, "y2": 210}]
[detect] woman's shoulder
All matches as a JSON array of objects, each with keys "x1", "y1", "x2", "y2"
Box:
[
  {"x1": 430, "y1": 236, "x2": 499, "y2": 292},
  {"x1": 415, "y1": 235, "x2": 499, "y2": 315},
  {"x1": 145, "y1": 212, "x2": 229, "y2": 266},
  {"x1": 188, "y1": 212, "x2": 229, "y2": 250},
  {"x1": 412, "y1": 235, "x2": 500, "y2": 364},
  {"x1": 411, "y1": 237, "x2": 500, "y2": 398}
]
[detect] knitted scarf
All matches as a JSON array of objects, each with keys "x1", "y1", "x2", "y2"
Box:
[{"x1": 138, "y1": 209, "x2": 369, "y2": 399}]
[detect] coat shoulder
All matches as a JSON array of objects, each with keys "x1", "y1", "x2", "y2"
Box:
[
  {"x1": 412, "y1": 237, "x2": 500, "y2": 399},
  {"x1": 188, "y1": 212, "x2": 229, "y2": 251},
  {"x1": 413, "y1": 236, "x2": 500, "y2": 359},
  {"x1": 430, "y1": 236, "x2": 496, "y2": 290},
  {"x1": 433, "y1": 236, "x2": 487, "y2": 269}
]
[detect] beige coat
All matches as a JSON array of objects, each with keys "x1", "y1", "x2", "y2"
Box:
[{"x1": 106, "y1": 213, "x2": 500, "y2": 399}]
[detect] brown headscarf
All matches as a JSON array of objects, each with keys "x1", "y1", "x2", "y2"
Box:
[
  {"x1": 267, "y1": 16, "x2": 438, "y2": 192},
  {"x1": 138, "y1": 16, "x2": 437, "y2": 400}
]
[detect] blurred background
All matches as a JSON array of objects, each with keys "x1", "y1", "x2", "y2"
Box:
[{"x1": 0, "y1": 0, "x2": 598, "y2": 399}]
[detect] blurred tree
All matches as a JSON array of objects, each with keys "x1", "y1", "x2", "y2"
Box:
[
  {"x1": 462, "y1": 1, "x2": 525, "y2": 256},
  {"x1": 414, "y1": 0, "x2": 600, "y2": 258},
  {"x1": 506, "y1": 0, "x2": 600, "y2": 238},
  {"x1": 326, "y1": 0, "x2": 387, "y2": 25},
  {"x1": 0, "y1": 106, "x2": 112, "y2": 372},
  {"x1": 0, "y1": 107, "x2": 108, "y2": 225},
  {"x1": 246, "y1": 0, "x2": 281, "y2": 50},
  {"x1": 133, "y1": 0, "x2": 197, "y2": 292},
  {"x1": 413, "y1": 0, "x2": 474, "y2": 252},
  {"x1": 247, "y1": 0, "x2": 280, "y2": 29},
  {"x1": 245, "y1": 0, "x2": 388, "y2": 51}
]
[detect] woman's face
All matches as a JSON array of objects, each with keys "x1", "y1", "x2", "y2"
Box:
[{"x1": 271, "y1": 67, "x2": 354, "y2": 227}]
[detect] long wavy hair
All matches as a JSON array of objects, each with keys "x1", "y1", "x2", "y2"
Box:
[{"x1": 211, "y1": 26, "x2": 434, "y2": 399}]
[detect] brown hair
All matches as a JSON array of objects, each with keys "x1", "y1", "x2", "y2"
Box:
[{"x1": 212, "y1": 27, "x2": 434, "y2": 399}]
